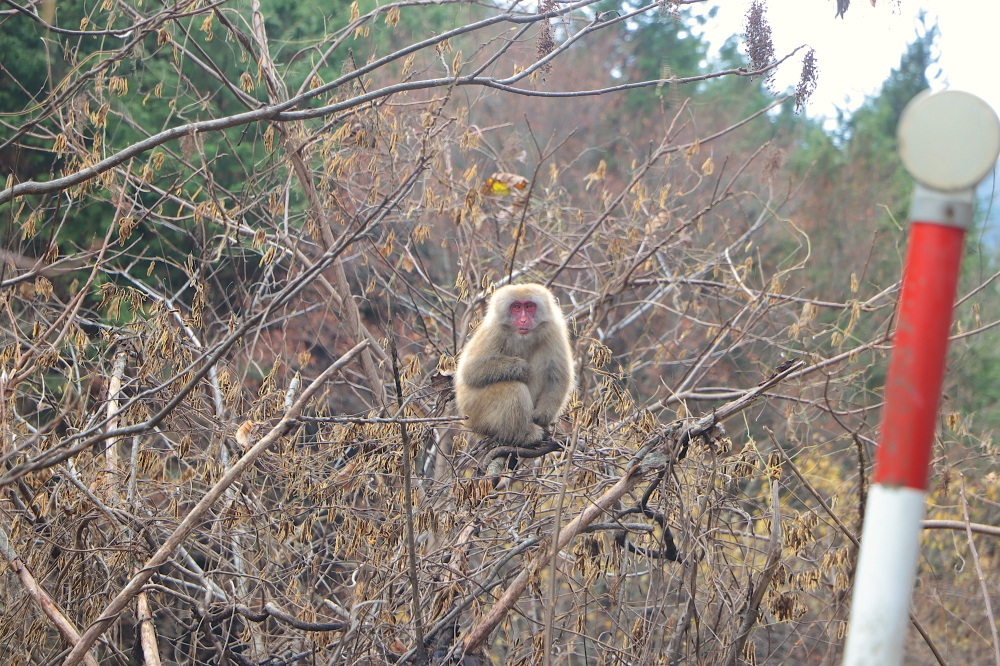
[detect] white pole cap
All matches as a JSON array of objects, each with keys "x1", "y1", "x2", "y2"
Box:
[{"x1": 897, "y1": 90, "x2": 1000, "y2": 192}]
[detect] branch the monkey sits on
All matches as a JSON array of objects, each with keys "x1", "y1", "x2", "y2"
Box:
[{"x1": 455, "y1": 283, "x2": 574, "y2": 446}]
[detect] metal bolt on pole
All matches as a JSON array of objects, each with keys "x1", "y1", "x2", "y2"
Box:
[{"x1": 843, "y1": 90, "x2": 1000, "y2": 665}]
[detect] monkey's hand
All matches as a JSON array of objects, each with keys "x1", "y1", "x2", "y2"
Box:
[
  {"x1": 529, "y1": 359, "x2": 573, "y2": 428},
  {"x1": 460, "y1": 356, "x2": 531, "y2": 388},
  {"x1": 531, "y1": 393, "x2": 565, "y2": 427},
  {"x1": 531, "y1": 409, "x2": 554, "y2": 428},
  {"x1": 531, "y1": 411, "x2": 555, "y2": 428}
]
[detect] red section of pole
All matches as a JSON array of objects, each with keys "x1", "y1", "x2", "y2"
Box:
[{"x1": 874, "y1": 221, "x2": 966, "y2": 490}]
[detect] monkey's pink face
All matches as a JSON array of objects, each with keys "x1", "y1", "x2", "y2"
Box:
[{"x1": 509, "y1": 300, "x2": 538, "y2": 335}]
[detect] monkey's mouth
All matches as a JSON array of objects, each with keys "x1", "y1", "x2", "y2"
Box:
[{"x1": 516, "y1": 327, "x2": 531, "y2": 335}]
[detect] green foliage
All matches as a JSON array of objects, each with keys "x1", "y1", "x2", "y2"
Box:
[{"x1": 594, "y1": 0, "x2": 711, "y2": 112}]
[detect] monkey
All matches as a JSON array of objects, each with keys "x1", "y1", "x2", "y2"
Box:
[{"x1": 455, "y1": 283, "x2": 574, "y2": 446}]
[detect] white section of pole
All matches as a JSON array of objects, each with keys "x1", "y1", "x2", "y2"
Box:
[{"x1": 842, "y1": 484, "x2": 928, "y2": 666}]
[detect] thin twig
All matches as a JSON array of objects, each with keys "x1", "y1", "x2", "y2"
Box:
[
  {"x1": 543, "y1": 424, "x2": 583, "y2": 666},
  {"x1": 103, "y1": 352, "x2": 128, "y2": 487},
  {"x1": 389, "y1": 334, "x2": 428, "y2": 663},
  {"x1": 960, "y1": 474, "x2": 1000, "y2": 666},
  {"x1": 723, "y1": 477, "x2": 782, "y2": 666}
]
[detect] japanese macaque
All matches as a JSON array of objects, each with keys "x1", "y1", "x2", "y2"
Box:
[{"x1": 455, "y1": 283, "x2": 574, "y2": 445}]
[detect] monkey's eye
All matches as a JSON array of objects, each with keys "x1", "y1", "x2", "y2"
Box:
[{"x1": 524, "y1": 301, "x2": 537, "y2": 313}]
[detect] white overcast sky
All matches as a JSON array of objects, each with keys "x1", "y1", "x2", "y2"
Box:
[{"x1": 700, "y1": 1, "x2": 1000, "y2": 124}]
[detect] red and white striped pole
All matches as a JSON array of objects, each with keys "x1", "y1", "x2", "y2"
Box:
[{"x1": 843, "y1": 91, "x2": 1000, "y2": 665}]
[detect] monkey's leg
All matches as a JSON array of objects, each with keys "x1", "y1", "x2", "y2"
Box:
[{"x1": 464, "y1": 381, "x2": 543, "y2": 446}]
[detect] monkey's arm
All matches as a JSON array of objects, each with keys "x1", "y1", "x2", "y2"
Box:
[{"x1": 459, "y1": 355, "x2": 530, "y2": 388}]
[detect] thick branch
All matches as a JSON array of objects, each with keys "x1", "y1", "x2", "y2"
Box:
[
  {"x1": 1, "y1": 9, "x2": 789, "y2": 206},
  {"x1": 922, "y1": 520, "x2": 1000, "y2": 538},
  {"x1": 0, "y1": 527, "x2": 100, "y2": 666},
  {"x1": 462, "y1": 465, "x2": 645, "y2": 652},
  {"x1": 62, "y1": 341, "x2": 369, "y2": 665}
]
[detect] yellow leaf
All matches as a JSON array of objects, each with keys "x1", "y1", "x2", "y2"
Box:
[
  {"x1": 486, "y1": 179, "x2": 509, "y2": 195},
  {"x1": 482, "y1": 172, "x2": 528, "y2": 196},
  {"x1": 583, "y1": 160, "x2": 606, "y2": 191}
]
